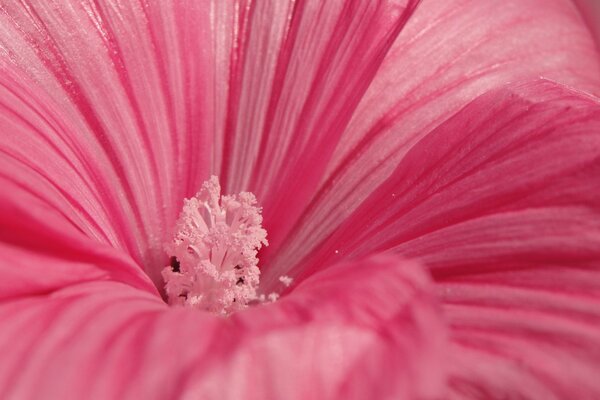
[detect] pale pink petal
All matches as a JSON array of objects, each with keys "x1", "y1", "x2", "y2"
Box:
[
  {"x1": 263, "y1": 0, "x2": 600, "y2": 279},
  {"x1": 283, "y1": 79, "x2": 600, "y2": 398},
  {"x1": 0, "y1": 253, "x2": 446, "y2": 400}
]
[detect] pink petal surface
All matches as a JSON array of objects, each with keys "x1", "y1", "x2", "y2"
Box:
[
  {"x1": 263, "y1": 0, "x2": 600, "y2": 281},
  {"x1": 574, "y1": 0, "x2": 600, "y2": 50},
  {"x1": 2, "y1": 0, "x2": 598, "y2": 285},
  {"x1": 1, "y1": 1, "x2": 600, "y2": 398},
  {"x1": 0, "y1": 0, "x2": 229, "y2": 287},
  {"x1": 215, "y1": 0, "x2": 420, "y2": 259},
  {"x1": 0, "y1": 0, "x2": 421, "y2": 286},
  {"x1": 0, "y1": 251, "x2": 446, "y2": 400},
  {"x1": 440, "y1": 267, "x2": 600, "y2": 399},
  {"x1": 297, "y1": 79, "x2": 600, "y2": 273},
  {"x1": 291, "y1": 79, "x2": 600, "y2": 398}
]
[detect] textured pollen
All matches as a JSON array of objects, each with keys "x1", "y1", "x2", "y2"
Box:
[{"x1": 162, "y1": 176, "x2": 268, "y2": 315}]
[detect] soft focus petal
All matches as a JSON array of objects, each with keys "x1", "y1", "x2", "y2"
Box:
[
  {"x1": 287, "y1": 79, "x2": 600, "y2": 398},
  {"x1": 264, "y1": 0, "x2": 600, "y2": 279},
  {"x1": 0, "y1": 253, "x2": 446, "y2": 400},
  {"x1": 440, "y1": 267, "x2": 600, "y2": 399},
  {"x1": 574, "y1": 0, "x2": 600, "y2": 50}
]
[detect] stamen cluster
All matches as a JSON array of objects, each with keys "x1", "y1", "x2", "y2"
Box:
[{"x1": 162, "y1": 176, "x2": 268, "y2": 315}]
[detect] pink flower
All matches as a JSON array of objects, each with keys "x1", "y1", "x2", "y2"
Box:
[{"x1": 1, "y1": 0, "x2": 599, "y2": 399}]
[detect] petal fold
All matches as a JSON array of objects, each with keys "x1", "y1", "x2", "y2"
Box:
[
  {"x1": 287, "y1": 79, "x2": 600, "y2": 399},
  {"x1": 264, "y1": 0, "x2": 600, "y2": 279},
  {"x1": 439, "y1": 268, "x2": 600, "y2": 399},
  {"x1": 0, "y1": 254, "x2": 446, "y2": 400},
  {"x1": 282, "y1": 79, "x2": 600, "y2": 281},
  {"x1": 0, "y1": 1, "x2": 224, "y2": 285}
]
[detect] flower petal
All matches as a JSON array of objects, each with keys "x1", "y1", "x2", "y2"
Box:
[
  {"x1": 0, "y1": 1, "x2": 236, "y2": 285},
  {"x1": 0, "y1": 0, "x2": 421, "y2": 287},
  {"x1": 0, "y1": 253, "x2": 446, "y2": 400},
  {"x1": 263, "y1": 0, "x2": 600, "y2": 279},
  {"x1": 574, "y1": 0, "x2": 600, "y2": 49},
  {"x1": 278, "y1": 79, "x2": 600, "y2": 279},
  {"x1": 439, "y1": 266, "x2": 600, "y2": 399},
  {"x1": 287, "y1": 79, "x2": 600, "y2": 398},
  {"x1": 213, "y1": 0, "x2": 420, "y2": 258}
]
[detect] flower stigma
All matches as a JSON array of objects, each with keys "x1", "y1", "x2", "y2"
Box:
[{"x1": 162, "y1": 176, "x2": 268, "y2": 316}]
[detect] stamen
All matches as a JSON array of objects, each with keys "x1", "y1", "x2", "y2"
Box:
[
  {"x1": 279, "y1": 275, "x2": 293, "y2": 287},
  {"x1": 162, "y1": 176, "x2": 268, "y2": 315}
]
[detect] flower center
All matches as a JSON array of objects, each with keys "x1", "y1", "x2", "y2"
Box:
[{"x1": 162, "y1": 176, "x2": 268, "y2": 315}]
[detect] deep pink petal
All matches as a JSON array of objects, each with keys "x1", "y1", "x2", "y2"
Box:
[
  {"x1": 574, "y1": 0, "x2": 600, "y2": 50},
  {"x1": 0, "y1": 202, "x2": 155, "y2": 300},
  {"x1": 278, "y1": 79, "x2": 600, "y2": 279},
  {"x1": 284, "y1": 79, "x2": 600, "y2": 398},
  {"x1": 0, "y1": 253, "x2": 446, "y2": 400},
  {"x1": 263, "y1": 0, "x2": 600, "y2": 278}
]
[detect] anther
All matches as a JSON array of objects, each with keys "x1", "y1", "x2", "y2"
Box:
[{"x1": 162, "y1": 176, "x2": 268, "y2": 315}]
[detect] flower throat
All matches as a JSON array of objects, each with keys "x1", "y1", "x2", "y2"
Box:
[{"x1": 162, "y1": 176, "x2": 268, "y2": 315}]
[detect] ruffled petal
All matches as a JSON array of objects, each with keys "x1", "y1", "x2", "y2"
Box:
[
  {"x1": 263, "y1": 0, "x2": 600, "y2": 278},
  {"x1": 0, "y1": 253, "x2": 446, "y2": 400}
]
